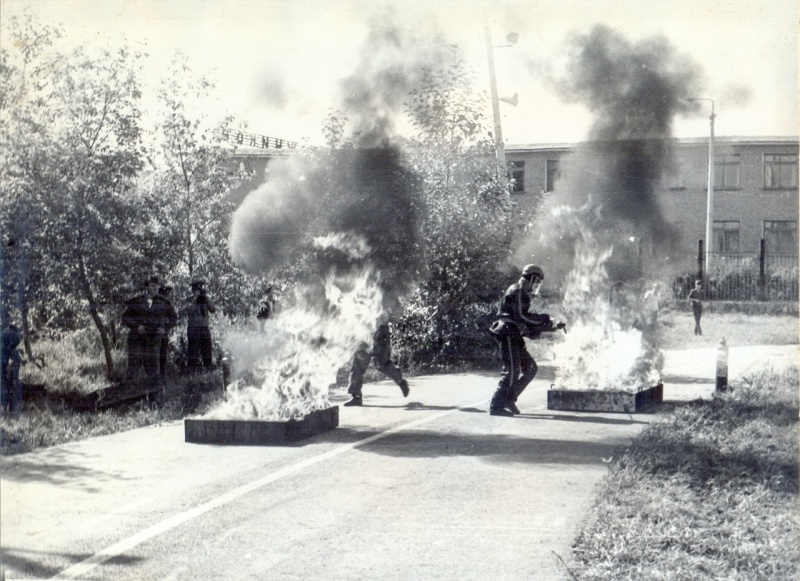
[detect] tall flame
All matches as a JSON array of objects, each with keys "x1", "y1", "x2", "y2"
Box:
[
  {"x1": 207, "y1": 235, "x2": 385, "y2": 420},
  {"x1": 549, "y1": 203, "x2": 663, "y2": 391}
]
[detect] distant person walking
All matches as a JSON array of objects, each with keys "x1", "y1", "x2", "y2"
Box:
[
  {"x1": 688, "y1": 279, "x2": 703, "y2": 335},
  {"x1": 122, "y1": 276, "x2": 177, "y2": 385},
  {"x1": 344, "y1": 314, "x2": 409, "y2": 407},
  {"x1": 185, "y1": 280, "x2": 216, "y2": 369}
]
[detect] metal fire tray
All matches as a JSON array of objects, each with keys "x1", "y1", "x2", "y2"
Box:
[
  {"x1": 184, "y1": 406, "x2": 339, "y2": 445},
  {"x1": 547, "y1": 383, "x2": 663, "y2": 413}
]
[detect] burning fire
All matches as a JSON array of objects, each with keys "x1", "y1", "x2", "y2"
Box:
[
  {"x1": 549, "y1": 203, "x2": 663, "y2": 391},
  {"x1": 206, "y1": 235, "x2": 384, "y2": 421}
]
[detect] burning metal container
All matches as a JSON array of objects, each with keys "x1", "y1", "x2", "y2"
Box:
[
  {"x1": 184, "y1": 406, "x2": 339, "y2": 445},
  {"x1": 547, "y1": 383, "x2": 663, "y2": 413}
]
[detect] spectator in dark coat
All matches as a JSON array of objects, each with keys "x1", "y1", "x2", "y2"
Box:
[
  {"x1": 185, "y1": 280, "x2": 216, "y2": 369},
  {"x1": 1, "y1": 319, "x2": 22, "y2": 416},
  {"x1": 122, "y1": 276, "x2": 177, "y2": 384}
]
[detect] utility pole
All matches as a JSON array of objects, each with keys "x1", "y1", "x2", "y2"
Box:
[
  {"x1": 690, "y1": 98, "x2": 715, "y2": 279},
  {"x1": 704, "y1": 101, "x2": 715, "y2": 280},
  {"x1": 485, "y1": 26, "x2": 506, "y2": 186}
]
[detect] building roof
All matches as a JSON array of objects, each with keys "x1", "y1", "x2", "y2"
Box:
[{"x1": 506, "y1": 135, "x2": 799, "y2": 152}]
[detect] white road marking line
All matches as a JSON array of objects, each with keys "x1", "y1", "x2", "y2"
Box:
[{"x1": 50, "y1": 399, "x2": 487, "y2": 580}]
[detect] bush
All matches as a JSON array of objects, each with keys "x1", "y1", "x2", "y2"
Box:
[{"x1": 393, "y1": 300, "x2": 498, "y2": 373}]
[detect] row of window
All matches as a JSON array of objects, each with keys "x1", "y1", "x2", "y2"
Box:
[
  {"x1": 713, "y1": 220, "x2": 797, "y2": 253},
  {"x1": 508, "y1": 154, "x2": 798, "y2": 193}
]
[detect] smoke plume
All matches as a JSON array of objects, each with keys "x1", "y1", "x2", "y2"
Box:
[
  {"x1": 515, "y1": 25, "x2": 705, "y2": 285},
  {"x1": 219, "y1": 16, "x2": 452, "y2": 419}
]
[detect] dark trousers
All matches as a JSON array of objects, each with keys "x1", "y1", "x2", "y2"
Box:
[
  {"x1": 491, "y1": 332, "x2": 537, "y2": 409},
  {"x1": 159, "y1": 338, "x2": 169, "y2": 379},
  {"x1": 187, "y1": 327, "x2": 213, "y2": 368},
  {"x1": 347, "y1": 347, "x2": 404, "y2": 396},
  {"x1": 1, "y1": 350, "x2": 22, "y2": 416},
  {"x1": 127, "y1": 334, "x2": 161, "y2": 381},
  {"x1": 692, "y1": 306, "x2": 703, "y2": 335}
]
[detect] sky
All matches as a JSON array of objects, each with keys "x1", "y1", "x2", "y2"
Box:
[{"x1": 2, "y1": 0, "x2": 797, "y2": 146}]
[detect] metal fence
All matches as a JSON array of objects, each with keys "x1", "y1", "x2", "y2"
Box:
[{"x1": 673, "y1": 245, "x2": 798, "y2": 301}]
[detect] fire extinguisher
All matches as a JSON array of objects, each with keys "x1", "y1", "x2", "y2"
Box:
[{"x1": 716, "y1": 337, "x2": 728, "y2": 392}]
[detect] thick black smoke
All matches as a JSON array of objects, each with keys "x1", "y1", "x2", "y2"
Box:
[
  {"x1": 230, "y1": 15, "x2": 453, "y2": 308},
  {"x1": 229, "y1": 146, "x2": 421, "y2": 303},
  {"x1": 338, "y1": 12, "x2": 449, "y2": 147},
  {"x1": 516, "y1": 25, "x2": 705, "y2": 284}
]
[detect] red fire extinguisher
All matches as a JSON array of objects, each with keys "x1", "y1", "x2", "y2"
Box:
[{"x1": 716, "y1": 337, "x2": 729, "y2": 392}]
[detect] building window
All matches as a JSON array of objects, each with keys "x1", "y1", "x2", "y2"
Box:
[
  {"x1": 508, "y1": 161, "x2": 525, "y2": 193},
  {"x1": 764, "y1": 220, "x2": 798, "y2": 253},
  {"x1": 545, "y1": 159, "x2": 560, "y2": 192},
  {"x1": 712, "y1": 220, "x2": 740, "y2": 253},
  {"x1": 714, "y1": 154, "x2": 740, "y2": 189},
  {"x1": 764, "y1": 154, "x2": 798, "y2": 189}
]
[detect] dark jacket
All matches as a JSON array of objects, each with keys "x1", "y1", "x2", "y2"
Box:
[
  {"x1": 122, "y1": 294, "x2": 178, "y2": 338},
  {"x1": 688, "y1": 288, "x2": 703, "y2": 312},
  {"x1": 186, "y1": 295, "x2": 216, "y2": 329},
  {"x1": 496, "y1": 282, "x2": 547, "y2": 337}
]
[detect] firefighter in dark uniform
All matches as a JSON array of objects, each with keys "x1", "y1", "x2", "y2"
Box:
[
  {"x1": 488, "y1": 265, "x2": 564, "y2": 416},
  {"x1": 344, "y1": 314, "x2": 409, "y2": 407}
]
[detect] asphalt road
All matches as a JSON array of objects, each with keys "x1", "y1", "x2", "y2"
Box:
[{"x1": 1, "y1": 345, "x2": 797, "y2": 581}]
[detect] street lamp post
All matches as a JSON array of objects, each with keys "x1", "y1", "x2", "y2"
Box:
[
  {"x1": 484, "y1": 27, "x2": 517, "y2": 189},
  {"x1": 690, "y1": 98, "x2": 715, "y2": 279}
]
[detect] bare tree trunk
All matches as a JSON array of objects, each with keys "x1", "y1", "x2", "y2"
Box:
[
  {"x1": 77, "y1": 251, "x2": 116, "y2": 376},
  {"x1": 19, "y1": 294, "x2": 34, "y2": 362}
]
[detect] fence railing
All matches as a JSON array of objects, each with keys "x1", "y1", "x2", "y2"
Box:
[{"x1": 673, "y1": 240, "x2": 798, "y2": 301}]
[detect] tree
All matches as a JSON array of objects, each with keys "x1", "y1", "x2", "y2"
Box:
[
  {"x1": 144, "y1": 57, "x2": 256, "y2": 315},
  {"x1": 1, "y1": 13, "x2": 149, "y2": 376},
  {"x1": 404, "y1": 48, "x2": 514, "y2": 308},
  {"x1": 0, "y1": 11, "x2": 63, "y2": 360}
]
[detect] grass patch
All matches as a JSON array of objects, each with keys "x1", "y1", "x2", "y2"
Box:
[
  {"x1": 19, "y1": 330, "x2": 128, "y2": 394},
  {"x1": 571, "y1": 365, "x2": 800, "y2": 580},
  {"x1": 2, "y1": 328, "x2": 226, "y2": 455},
  {"x1": 1, "y1": 371, "x2": 224, "y2": 456},
  {"x1": 656, "y1": 309, "x2": 798, "y2": 349}
]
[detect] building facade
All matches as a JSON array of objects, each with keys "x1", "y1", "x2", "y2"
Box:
[{"x1": 506, "y1": 137, "x2": 799, "y2": 263}]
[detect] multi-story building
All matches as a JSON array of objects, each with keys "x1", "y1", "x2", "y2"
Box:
[{"x1": 506, "y1": 136, "x2": 798, "y2": 258}]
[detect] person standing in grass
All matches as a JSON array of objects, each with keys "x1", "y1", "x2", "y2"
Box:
[
  {"x1": 122, "y1": 276, "x2": 177, "y2": 386},
  {"x1": 688, "y1": 279, "x2": 703, "y2": 335},
  {"x1": 185, "y1": 280, "x2": 216, "y2": 370},
  {"x1": 1, "y1": 318, "x2": 22, "y2": 417}
]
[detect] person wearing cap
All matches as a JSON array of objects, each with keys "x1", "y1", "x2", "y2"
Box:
[
  {"x1": 343, "y1": 313, "x2": 409, "y2": 407},
  {"x1": 185, "y1": 280, "x2": 216, "y2": 369},
  {"x1": 122, "y1": 276, "x2": 178, "y2": 385},
  {"x1": 488, "y1": 264, "x2": 557, "y2": 416}
]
